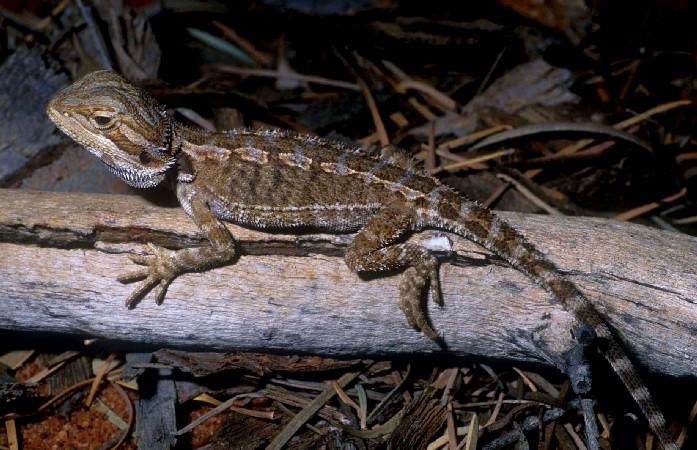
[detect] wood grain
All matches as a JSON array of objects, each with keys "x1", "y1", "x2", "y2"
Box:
[{"x1": 0, "y1": 189, "x2": 695, "y2": 377}]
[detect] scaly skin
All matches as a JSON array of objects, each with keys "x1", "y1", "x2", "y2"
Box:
[{"x1": 47, "y1": 70, "x2": 677, "y2": 449}]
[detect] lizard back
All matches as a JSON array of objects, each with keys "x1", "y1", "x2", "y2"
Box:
[{"x1": 178, "y1": 128, "x2": 453, "y2": 232}]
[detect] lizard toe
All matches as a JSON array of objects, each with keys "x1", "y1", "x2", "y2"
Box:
[
  {"x1": 429, "y1": 267, "x2": 443, "y2": 306},
  {"x1": 117, "y1": 268, "x2": 149, "y2": 282},
  {"x1": 153, "y1": 280, "x2": 171, "y2": 305},
  {"x1": 125, "y1": 275, "x2": 160, "y2": 308},
  {"x1": 399, "y1": 265, "x2": 440, "y2": 341},
  {"x1": 398, "y1": 267, "x2": 420, "y2": 329},
  {"x1": 128, "y1": 254, "x2": 154, "y2": 266}
]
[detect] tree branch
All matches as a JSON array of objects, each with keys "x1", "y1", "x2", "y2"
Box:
[{"x1": 0, "y1": 189, "x2": 694, "y2": 377}]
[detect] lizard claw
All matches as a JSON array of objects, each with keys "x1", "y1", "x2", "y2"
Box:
[{"x1": 119, "y1": 243, "x2": 179, "y2": 308}]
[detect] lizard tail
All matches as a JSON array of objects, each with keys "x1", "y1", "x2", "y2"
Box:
[
  {"x1": 597, "y1": 324, "x2": 679, "y2": 450},
  {"x1": 436, "y1": 199, "x2": 677, "y2": 450}
]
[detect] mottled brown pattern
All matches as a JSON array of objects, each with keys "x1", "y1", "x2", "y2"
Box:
[
  {"x1": 462, "y1": 206, "x2": 494, "y2": 240},
  {"x1": 45, "y1": 70, "x2": 677, "y2": 450},
  {"x1": 491, "y1": 221, "x2": 519, "y2": 257},
  {"x1": 520, "y1": 250, "x2": 556, "y2": 277},
  {"x1": 436, "y1": 200, "x2": 459, "y2": 221}
]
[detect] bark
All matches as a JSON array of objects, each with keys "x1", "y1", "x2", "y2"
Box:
[{"x1": 0, "y1": 189, "x2": 695, "y2": 377}]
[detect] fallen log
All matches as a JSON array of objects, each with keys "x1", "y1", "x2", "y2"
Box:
[{"x1": 0, "y1": 188, "x2": 694, "y2": 377}]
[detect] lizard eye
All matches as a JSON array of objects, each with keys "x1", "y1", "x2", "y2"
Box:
[
  {"x1": 92, "y1": 114, "x2": 116, "y2": 129},
  {"x1": 139, "y1": 151, "x2": 153, "y2": 164}
]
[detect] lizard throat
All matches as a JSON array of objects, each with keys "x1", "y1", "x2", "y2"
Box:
[{"x1": 102, "y1": 163, "x2": 167, "y2": 188}]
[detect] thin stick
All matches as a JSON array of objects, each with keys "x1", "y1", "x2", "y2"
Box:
[
  {"x1": 614, "y1": 99, "x2": 692, "y2": 130},
  {"x1": 614, "y1": 188, "x2": 687, "y2": 221},
  {"x1": 5, "y1": 419, "x2": 18, "y2": 450},
  {"x1": 475, "y1": 47, "x2": 506, "y2": 96},
  {"x1": 525, "y1": 100, "x2": 692, "y2": 179},
  {"x1": 426, "y1": 121, "x2": 437, "y2": 172},
  {"x1": 209, "y1": 64, "x2": 360, "y2": 91},
  {"x1": 266, "y1": 372, "x2": 360, "y2": 450},
  {"x1": 437, "y1": 149, "x2": 515, "y2": 173},
  {"x1": 395, "y1": 80, "x2": 457, "y2": 112},
  {"x1": 212, "y1": 21, "x2": 272, "y2": 66},
  {"x1": 75, "y1": 0, "x2": 112, "y2": 70},
  {"x1": 357, "y1": 77, "x2": 390, "y2": 146},
  {"x1": 438, "y1": 125, "x2": 513, "y2": 152},
  {"x1": 496, "y1": 174, "x2": 562, "y2": 215},
  {"x1": 174, "y1": 392, "x2": 267, "y2": 436},
  {"x1": 109, "y1": 381, "x2": 134, "y2": 450},
  {"x1": 86, "y1": 353, "x2": 116, "y2": 406}
]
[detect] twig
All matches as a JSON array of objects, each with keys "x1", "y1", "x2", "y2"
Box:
[
  {"x1": 332, "y1": 380, "x2": 362, "y2": 422},
  {"x1": 367, "y1": 365, "x2": 411, "y2": 425},
  {"x1": 496, "y1": 173, "x2": 562, "y2": 215},
  {"x1": 482, "y1": 183, "x2": 510, "y2": 208},
  {"x1": 86, "y1": 353, "x2": 116, "y2": 406},
  {"x1": 526, "y1": 140, "x2": 616, "y2": 164},
  {"x1": 676, "y1": 398, "x2": 697, "y2": 448},
  {"x1": 671, "y1": 215, "x2": 697, "y2": 225},
  {"x1": 438, "y1": 125, "x2": 513, "y2": 152},
  {"x1": 409, "y1": 97, "x2": 439, "y2": 121},
  {"x1": 613, "y1": 99, "x2": 692, "y2": 130},
  {"x1": 426, "y1": 121, "x2": 437, "y2": 172},
  {"x1": 356, "y1": 76, "x2": 390, "y2": 146},
  {"x1": 395, "y1": 80, "x2": 457, "y2": 112},
  {"x1": 435, "y1": 149, "x2": 515, "y2": 173},
  {"x1": 481, "y1": 392, "x2": 505, "y2": 429},
  {"x1": 475, "y1": 47, "x2": 506, "y2": 96},
  {"x1": 443, "y1": 401, "x2": 459, "y2": 450},
  {"x1": 463, "y1": 412, "x2": 479, "y2": 450},
  {"x1": 173, "y1": 392, "x2": 267, "y2": 436},
  {"x1": 188, "y1": 28, "x2": 255, "y2": 66},
  {"x1": 617, "y1": 60, "x2": 640, "y2": 101},
  {"x1": 580, "y1": 399, "x2": 600, "y2": 450},
  {"x1": 524, "y1": 100, "x2": 692, "y2": 179},
  {"x1": 26, "y1": 360, "x2": 66, "y2": 384},
  {"x1": 109, "y1": 381, "x2": 134, "y2": 450},
  {"x1": 266, "y1": 371, "x2": 360, "y2": 450},
  {"x1": 208, "y1": 64, "x2": 360, "y2": 91},
  {"x1": 212, "y1": 20, "x2": 271, "y2": 66},
  {"x1": 5, "y1": 419, "x2": 18, "y2": 450},
  {"x1": 75, "y1": 0, "x2": 112, "y2": 69},
  {"x1": 38, "y1": 378, "x2": 96, "y2": 412},
  {"x1": 614, "y1": 188, "x2": 687, "y2": 221},
  {"x1": 564, "y1": 422, "x2": 588, "y2": 450},
  {"x1": 469, "y1": 122, "x2": 652, "y2": 153}
]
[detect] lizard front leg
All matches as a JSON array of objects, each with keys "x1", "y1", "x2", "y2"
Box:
[
  {"x1": 345, "y1": 204, "x2": 443, "y2": 341},
  {"x1": 118, "y1": 195, "x2": 237, "y2": 307}
]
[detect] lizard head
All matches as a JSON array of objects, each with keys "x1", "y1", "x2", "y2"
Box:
[{"x1": 47, "y1": 70, "x2": 175, "y2": 188}]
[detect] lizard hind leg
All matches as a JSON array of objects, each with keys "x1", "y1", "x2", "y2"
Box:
[{"x1": 345, "y1": 205, "x2": 443, "y2": 342}]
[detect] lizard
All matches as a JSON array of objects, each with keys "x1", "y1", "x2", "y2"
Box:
[{"x1": 47, "y1": 70, "x2": 677, "y2": 449}]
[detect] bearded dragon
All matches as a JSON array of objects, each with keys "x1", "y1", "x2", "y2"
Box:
[{"x1": 47, "y1": 70, "x2": 677, "y2": 449}]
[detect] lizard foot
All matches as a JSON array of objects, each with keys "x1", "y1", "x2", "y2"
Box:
[
  {"x1": 117, "y1": 243, "x2": 180, "y2": 308},
  {"x1": 398, "y1": 257, "x2": 442, "y2": 341}
]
